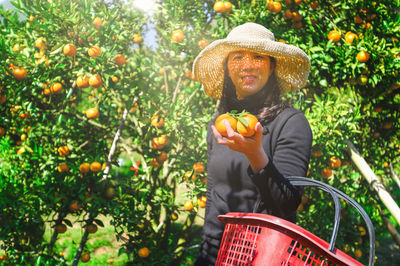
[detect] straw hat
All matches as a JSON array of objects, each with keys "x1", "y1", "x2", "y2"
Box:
[{"x1": 192, "y1": 22, "x2": 311, "y2": 99}]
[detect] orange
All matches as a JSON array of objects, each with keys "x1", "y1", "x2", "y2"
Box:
[
  {"x1": 55, "y1": 223, "x2": 67, "y2": 234},
  {"x1": 138, "y1": 247, "x2": 150, "y2": 258},
  {"x1": 354, "y1": 15, "x2": 363, "y2": 24},
  {"x1": 224, "y1": 1, "x2": 232, "y2": 12},
  {"x1": 77, "y1": 76, "x2": 89, "y2": 88},
  {"x1": 133, "y1": 34, "x2": 143, "y2": 43},
  {"x1": 58, "y1": 163, "x2": 70, "y2": 172},
  {"x1": 184, "y1": 170, "x2": 196, "y2": 181},
  {"x1": 215, "y1": 113, "x2": 237, "y2": 137},
  {"x1": 311, "y1": 147, "x2": 322, "y2": 157},
  {"x1": 214, "y1": 1, "x2": 225, "y2": 13},
  {"x1": 63, "y1": 43, "x2": 77, "y2": 56},
  {"x1": 356, "y1": 51, "x2": 370, "y2": 63},
  {"x1": 321, "y1": 167, "x2": 333, "y2": 178},
  {"x1": 86, "y1": 108, "x2": 99, "y2": 119},
  {"x1": 291, "y1": 12, "x2": 302, "y2": 22},
  {"x1": 328, "y1": 30, "x2": 341, "y2": 42},
  {"x1": 12, "y1": 43, "x2": 22, "y2": 52},
  {"x1": 344, "y1": 32, "x2": 358, "y2": 44},
  {"x1": 284, "y1": 10, "x2": 292, "y2": 19},
  {"x1": 157, "y1": 151, "x2": 168, "y2": 163},
  {"x1": 93, "y1": 17, "x2": 103, "y2": 29},
  {"x1": 170, "y1": 30, "x2": 185, "y2": 42},
  {"x1": 329, "y1": 156, "x2": 342, "y2": 169},
  {"x1": 50, "y1": 82, "x2": 63, "y2": 94},
  {"x1": 90, "y1": 161, "x2": 102, "y2": 172},
  {"x1": 114, "y1": 54, "x2": 127, "y2": 66},
  {"x1": 158, "y1": 134, "x2": 169, "y2": 145},
  {"x1": 79, "y1": 163, "x2": 90, "y2": 173},
  {"x1": 0, "y1": 94, "x2": 6, "y2": 103},
  {"x1": 151, "y1": 115, "x2": 164, "y2": 128},
  {"x1": 272, "y1": 2, "x2": 282, "y2": 12},
  {"x1": 152, "y1": 137, "x2": 165, "y2": 150},
  {"x1": 0, "y1": 127, "x2": 5, "y2": 137},
  {"x1": 198, "y1": 39, "x2": 209, "y2": 49},
  {"x1": 12, "y1": 67, "x2": 28, "y2": 81},
  {"x1": 89, "y1": 74, "x2": 103, "y2": 88},
  {"x1": 193, "y1": 162, "x2": 205, "y2": 173},
  {"x1": 198, "y1": 198, "x2": 206, "y2": 208},
  {"x1": 88, "y1": 46, "x2": 101, "y2": 58},
  {"x1": 150, "y1": 158, "x2": 160, "y2": 168},
  {"x1": 69, "y1": 201, "x2": 81, "y2": 211},
  {"x1": 310, "y1": 1, "x2": 319, "y2": 9},
  {"x1": 87, "y1": 224, "x2": 98, "y2": 234},
  {"x1": 35, "y1": 37, "x2": 47, "y2": 50},
  {"x1": 81, "y1": 253, "x2": 90, "y2": 263},
  {"x1": 184, "y1": 200, "x2": 194, "y2": 211},
  {"x1": 111, "y1": 76, "x2": 119, "y2": 83},
  {"x1": 58, "y1": 145, "x2": 70, "y2": 156},
  {"x1": 237, "y1": 113, "x2": 258, "y2": 137},
  {"x1": 354, "y1": 249, "x2": 362, "y2": 258}
]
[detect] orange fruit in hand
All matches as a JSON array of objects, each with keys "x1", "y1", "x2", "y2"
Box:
[
  {"x1": 89, "y1": 74, "x2": 103, "y2": 88},
  {"x1": 138, "y1": 247, "x2": 150, "y2": 258},
  {"x1": 237, "y1": 113, "x2": 258, "y2": 137},
  {"x1": 328, "y1": 30, "x2": 341, "y2": 42},
  {"x1": 63, "y1": 43, "x2": 77, "y2": 56},
  {"x1": 77, "y1": 76, "x2": 89, "y2": 88},
  {"x1": 114, "y1": 54, "x2": 127, "y2": 66},
  {"x1": 90, "y1": 161, "x2": 102, "y2": 172},
  {"x1": 357, "y1": 51, "x2": 370, "y2": 63},
  {"x1": 88, "y1": 46, "x2": 101, "y2": 58},
  {"x1": 12, "y1": 67, "x2": 28, "y2": 81},
  {"x1": 170, "y1": 30, "x2": 184, "y2": 42},
  {"x1": 86, "y1": 108, "x2": 99, "y2": 119},
  {"x1": 215, "y1": 113, "x2": 237, "y2": 137}
]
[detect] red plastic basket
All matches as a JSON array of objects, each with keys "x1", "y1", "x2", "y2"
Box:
[
  {"x1": 216, "y1": 212, "x2": 361, "y2": 266},
  {"x1": 215, "y1": 176, "x2": 375, "y2": 266}
]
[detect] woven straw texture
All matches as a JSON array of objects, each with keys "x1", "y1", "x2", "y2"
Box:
[{"x1": 193, "y1": 23, "x2": 311, "y2": 99}]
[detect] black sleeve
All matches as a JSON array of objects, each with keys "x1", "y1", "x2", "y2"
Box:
[{"x1": 248, "y1": 112, "x2": 312, "y2": 218}]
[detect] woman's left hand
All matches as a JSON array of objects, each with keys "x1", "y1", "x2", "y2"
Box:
[{"x1": 211, "y1": 120, "x2": 269, "y2": 171}]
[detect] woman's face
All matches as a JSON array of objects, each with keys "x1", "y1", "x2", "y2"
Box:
[{"x1": 227, "y1": 50, "x2": 274, "y2": 99}]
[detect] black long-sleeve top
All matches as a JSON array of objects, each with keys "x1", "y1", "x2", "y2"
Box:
[{"x1": 196, "y1": 107, "x2": 312, "y2": 265}]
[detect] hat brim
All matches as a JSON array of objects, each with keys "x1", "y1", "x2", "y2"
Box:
[{"x1": 193, "y1": 38, "x2": 310, "y2": 99}]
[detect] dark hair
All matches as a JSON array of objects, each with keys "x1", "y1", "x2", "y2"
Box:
[{"x1": 219, "y1": 57, "x2": 289, "y2": 133}]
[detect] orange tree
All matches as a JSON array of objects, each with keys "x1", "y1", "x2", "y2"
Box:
[{"x1": 1, "y1": 0, "x2": 400, "y2": 265}]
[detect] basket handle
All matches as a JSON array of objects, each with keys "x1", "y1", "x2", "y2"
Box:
[{"x1": 286, "y1": 176, "x2": 375, "y2": 266}]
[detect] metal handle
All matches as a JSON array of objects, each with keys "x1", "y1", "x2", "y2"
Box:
[{"x1": 287, "y1": 176, "x2": 375, "y2": 266}]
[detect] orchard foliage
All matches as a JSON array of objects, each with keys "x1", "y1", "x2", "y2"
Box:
[{"x1": 0, "y1": 0, "x2": 399, "y2": 265}]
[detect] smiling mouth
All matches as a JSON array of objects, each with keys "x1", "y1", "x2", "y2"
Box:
[{"x1": 241, "y1": 75, "x2": 257, "y2": 83}]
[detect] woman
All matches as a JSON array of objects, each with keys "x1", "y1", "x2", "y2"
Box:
[{"x1": 192, "y1": 22, "x2": 312, "y2": 265}]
